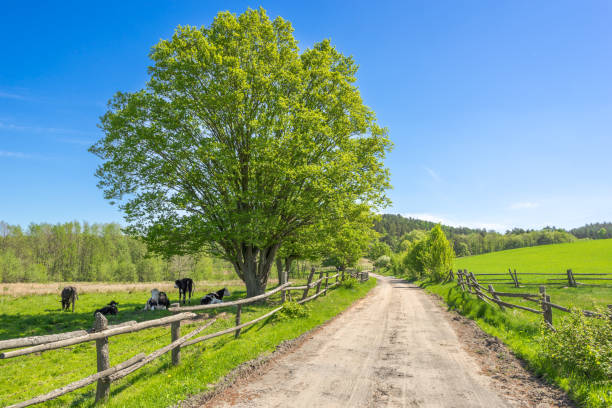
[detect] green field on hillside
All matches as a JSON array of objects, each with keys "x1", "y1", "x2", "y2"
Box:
[
  {"x1": 455, "y1": 238, "x2": 612, "y2": 276},
  {"x1": 0, "y1": 278, "x2": 376, "y2": 407}
]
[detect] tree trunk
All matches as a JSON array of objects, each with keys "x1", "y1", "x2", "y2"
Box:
[
  {"x1": 276, "y1": 258, "x2": 284, "y2": 285},
  {"x1": 234, "y1": 244, "x2": 279, "y2": 297}
]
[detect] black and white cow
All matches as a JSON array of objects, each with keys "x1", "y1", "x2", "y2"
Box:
[
  {"x1": 144, "y1": 289, "x2": 170, "y2": 311},
  {"x1": 94, "y1": 301, "x2": 119, "y2": 316},
  {"x1": 200, "y1": 288, "x2": 230, "y2": 305},
  {"x1": 174, "y1": 278, "x2": 195, "y2": 304},
  {"x1": 61, "y1": 286, "x2": 78, "y2": 312}
]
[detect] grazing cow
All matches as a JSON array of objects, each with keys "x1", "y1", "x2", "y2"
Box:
[
  {"x1": 200, "y1": 288, "x2": 231, "y2": 305},
  {"x1": 94, "y1": 301, "x2": 119, "y2": 317},
  {"x1": 61, "y1": 286, "x2": 78, "y2": 312},
  {"x1": 174, "y1": 278, "x2": 195, "y2": 304},
  {"x1": 144, "y1": 289, "x2": 171, "y2": 311}
]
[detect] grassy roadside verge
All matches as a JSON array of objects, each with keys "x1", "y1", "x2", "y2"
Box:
[
  {"x1": 420, "y1": 280, "x2": 611, "y2": 408},
  {"x1": 0, "y1": 278, "x2": 376, "y2": 407}
]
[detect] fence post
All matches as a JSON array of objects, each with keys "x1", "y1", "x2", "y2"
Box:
[
  {"x1": 302, "y1": 268, "x2": 316, "y2": 300},
  {"x1": 281, "y1": 270, "x2": 288, "y2": 303},
  {"x1": 341, "y1": 268, "x2": 345, "y2": 282},
  {"x1": 488, "y1": 284, "x2": 505, "y2": 311},
  {"x1": 463, "y1": 269, "x2": 472, "y2": 293},
  {"x1": 566, "y1": 269, "x2": 577, "y2": 287},
  {"x1": 235, "y1": 304, "x2": 242, "y2": 339},
  {"x1": 315, "y1": 271, "x2": 324, "y2": 294},
  {"x1": 171, "y1": 321, "x2": 181, "y2": 365},
  {"x1": 94, "y1": 312, "x2": 110, "y2": 403},
  {"x1": 324, "y1": 272, "x2": 330, "y2": 295},
  {"x1": 514, "y1": 269, "x2": 520, "y2": 287},
  {"x1": 539, "y1": 286, "x2": 553, "y2": 327}
]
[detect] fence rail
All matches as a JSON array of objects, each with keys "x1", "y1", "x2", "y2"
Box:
[
  {"x1": 2, "y1": 268, "x2": 369, "y2": 407},
  {"x1": 464, "y1": 268, "x2": 612, "y2": 288},
  {"x1": 453, "y1": 269, "x2": 611, "y2": 329}
]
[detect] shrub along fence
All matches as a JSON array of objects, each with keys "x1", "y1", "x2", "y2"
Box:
[
  {"x1": 452, "y1": 269, "x2": 611, "y2": 329},
  {"x1": 0, "y1": 269, "x2": 367, "y2": 408}
]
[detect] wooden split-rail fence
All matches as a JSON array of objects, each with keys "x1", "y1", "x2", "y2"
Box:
[
  {"x1": 451, "y1": 268, "x2": 612, "y2": 288},
  {"x1": 452, "y1": 269, "x2": 611, "y2": 329},
  {"x1": 0, "y1": 268, "x2": 367, "y2": 408}
]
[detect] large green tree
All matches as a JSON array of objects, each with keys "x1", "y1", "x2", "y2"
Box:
[{"x1": 90, "y1": 8, "x2": 391, "y2": 296}]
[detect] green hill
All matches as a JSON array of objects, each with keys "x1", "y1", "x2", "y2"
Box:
[{"x1": 454, "y1": 238, "x2": 612, "y2": 275}]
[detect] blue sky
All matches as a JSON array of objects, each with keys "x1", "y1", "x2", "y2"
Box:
[{"x1": 1, "y1": 1, "x2": 611, "y2": 232}]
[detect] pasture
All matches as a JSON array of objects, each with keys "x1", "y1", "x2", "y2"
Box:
[
  {"x1": 424, "y1": 239, "x2": 612, "y2": 407},
  {"x1": 0, "y1": 278, "x2": 376, "y2": 407}
]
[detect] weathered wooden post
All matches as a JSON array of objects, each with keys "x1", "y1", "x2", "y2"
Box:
[
  {"x1": 324, "y1": 272, "x2": 330, "y2": 295},
  {"x1": 281, "y1": 270, "x2": 288, "y2": 303},
  {"x1": 235, "y1": 304, "x2": 242, "y2": 339},
  {"x1": 315, "y1": 271, "x2": 324, "y2": 294},
  {"x1": 302, "y1": 267, "x2": 316, "y2": 300},
  {"x1": 566, "y1": 269, "x2": 577, "y2": 287},
  {"x1": 539, "y1": 286, "x2": 553, "y2": 327},
  {"x1": 469, "y1": 270, "x2": 475, "y2": 292},
  {"x1": 94, "y1": 312, "x2": 110, "y2": 403},
  {"x1": 341, "y1": 268, "x2": 345, "y2": 282},
  {"x1": 488, "y1": 284, "x2": 505, "y2": 311},
  {"x1": 171, "y1": 321, "x2": 181, "y2": 365},
  {"x1": 513, "y1": 269, "x2": 520, "y2": 287}
]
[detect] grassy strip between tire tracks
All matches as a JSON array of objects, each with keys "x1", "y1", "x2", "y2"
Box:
[{"x1": 0, "y1": 278, "x2": 376, "y2": 407}]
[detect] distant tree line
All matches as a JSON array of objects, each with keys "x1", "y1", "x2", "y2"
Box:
[
  {"x1": 570, "y1": 222, "x2": 612, "y2": 240},
  {"x1": 372, "y1": 214, "x2": 607, "y2": 257},
  {"x1": 0, "y1": 221, "x2": 231, "y2": 283}
]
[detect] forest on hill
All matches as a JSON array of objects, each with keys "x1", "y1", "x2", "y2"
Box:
[
  {"x1": 0, "y1": 221, "x2": 230, "y2": 283},
  {"x1": 373, "y1": 214, "x2": 606, "y2": 257}
]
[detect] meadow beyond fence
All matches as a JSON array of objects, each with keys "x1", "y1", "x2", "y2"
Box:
[
  {"x1": 451, "y1": 269, "x2": 612, "y2": 329},
  {"x1": 0, "y1": 270, "x2": 369, "y2": 408}
]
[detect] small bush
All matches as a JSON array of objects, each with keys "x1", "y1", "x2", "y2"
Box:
[
  {"x1": 275, "y1": 301, "x2": 311, "y2": 321},
  {"x1": 538, "y1": 307, "x2": 612, "y2": 380},
  {"x1": 342, "y1": 277, "x2": 359, "y2": 289}
]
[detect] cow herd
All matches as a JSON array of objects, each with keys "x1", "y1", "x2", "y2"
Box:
[{"x1": 59, "y1": 279, "x2": 231, "y2": 319}]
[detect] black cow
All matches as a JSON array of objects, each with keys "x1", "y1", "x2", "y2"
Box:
[
  {"x1": 174, "y1": 278, "x2": 195, "y2": 304},
  {"x1": 200, "y1": 288, "x2": 230, "y2": 305},
  {"x1": 94, "y1": 301, "x2": 119, "y2": 317},
  {"x1": 61, "y1": 286, "x2": 78, "y2": 312}
]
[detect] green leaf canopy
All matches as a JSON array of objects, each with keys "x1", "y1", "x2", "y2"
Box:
[{"x1": 91, "y1": 8, "x2": 391, "y2": 296}]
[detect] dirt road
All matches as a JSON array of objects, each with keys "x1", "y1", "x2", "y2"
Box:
[{"x1": 207, "y1": 275, "x2": 512, "y2": 407}]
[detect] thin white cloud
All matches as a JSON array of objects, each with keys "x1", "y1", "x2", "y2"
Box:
[
  {"x1": 0, "y1": 91, "x2": 27, "y2": 100},
  {"x1": 508, "y1": 202, "x2": 540, "y2": 210},
  {"x1": 401, "y1": 212, "x2": 508, "y2": 232},
  {"x1": 0, "y1": 150, "x2": 35, "y2": 159},
  {"x1": 0, "y1": 121, "x2": 97, "y2": 137},
  {"x1": 423, "y1": 167, "x2": 441, "y2": 182}
]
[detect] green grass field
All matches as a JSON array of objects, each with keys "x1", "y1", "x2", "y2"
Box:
[
  {"x1": 454, "y1": 239, "x2": 612, "y2": 311},
  {"x1": 422, "y1": 240, "x2": 612, "y2": 408},
  {"x1": 0, "y1": 278, "x2": 376, "y2": 407},
  {"x1": 455, "y1": 238, "x2": 612, "y2": 276}
]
